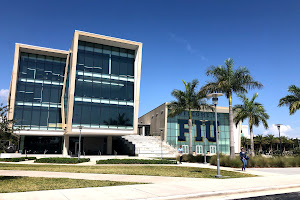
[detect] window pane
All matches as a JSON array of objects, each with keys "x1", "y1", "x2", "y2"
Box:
[
  {"x1": 102, "y1": 54, "x2": 109, "y2": 74},
  {"x1": 101, "y1": 82, "x2": 110, "y2": 99},
  {"x1": 111, "y1": 56, "x2": 119, "y2": 76},
  {"x1": 100, "y1": 104, "x2": 109, "y2": 126},
  {"x1": 31, "y1": 106, "x2": 40, "y2": 128},
  {"x1": 81, "y1": 103, "x2": 91, "y2": 126},
  {"x1": 119, "y1": 57, "x2": 127, "y2": 76},
  {"x1": 91, "y1": 103, "x2": 100, "y2": 126},
  {"x1": 72, "y1": 102, "x2": 82, "y2": 125},
  {"x1": 128, "y1": 58, "x2": 134, "y2": 76}
]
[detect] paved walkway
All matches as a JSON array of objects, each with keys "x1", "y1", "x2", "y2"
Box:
[{"x1": 0, "y1": 163, "x2": 300, "y2": 200}]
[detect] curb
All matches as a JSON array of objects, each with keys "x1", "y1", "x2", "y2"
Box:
[{"x1": 139, "y1": 184, "x2": 300, "y2": 200}]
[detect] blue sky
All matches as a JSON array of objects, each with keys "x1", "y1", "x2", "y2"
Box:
[{"x1": 1, "y1": 0, "x2": 300, "y2": 138}]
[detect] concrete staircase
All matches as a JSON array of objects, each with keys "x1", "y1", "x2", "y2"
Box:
[{"x1": 121, "y1": 135, "x2": 177, "y2": 158}]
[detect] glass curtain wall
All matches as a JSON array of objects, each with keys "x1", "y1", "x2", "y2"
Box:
[
  {"x1": 166, "y1": 111, "x2": 230, "y2": 154},
  {"x1": 72, "y1": 41, "x2": 135, "y2": 129},
  {"x1": 14, "y1": 52, "x2": 66, "y2": 130}
]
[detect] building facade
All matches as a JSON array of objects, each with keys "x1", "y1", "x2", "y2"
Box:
[
  {"x1": 138, "y1": 103, "x2": 242, "y2": 155},
  {"x1": 7, "y1": 30, "x2": 142, "y2": 155}
]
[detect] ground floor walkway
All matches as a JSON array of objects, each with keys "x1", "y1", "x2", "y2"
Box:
[{"x1": 0, "y1": 163, "x2": 299, "y2": 200}]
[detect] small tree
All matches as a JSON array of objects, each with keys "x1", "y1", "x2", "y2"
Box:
[
  {"x1": 168, "y1": 79, "x2": 212, "y2": 154},
  {"x1": 254, "y1": 134, "x2": 266, "y2": 153},
  {"x1": 0, "y1": 104, "x2": 17, "y2": 152},
  {"x1": 266, "y1": 134, "x2": 276, "y2": 153},
  {"x1": 233, "y1": 93, "x2": 269, "y2": 156},
  {"x1": 278, "y1": 85, "x2": 300, "y2": 115}
]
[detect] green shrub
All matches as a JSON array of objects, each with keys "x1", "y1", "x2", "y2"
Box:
[
  {"x1": 176, "y1": 155, "x2": 212, "y2": 163},
  {"x1": 293, "y1": 147, "x2": 300, "y2": 155},
  {"x1": 35, "y1": 157, "x2": 90, "y2": 164},
  {"x1": 0, "y1": 157, "x2": 26, "y2": 162},
  {"x1": 96, "y1": 159, "x2": 176, "y2": 164},
  {"x1": 210, "y1": 154, "x2": 300, "y2": 168}
]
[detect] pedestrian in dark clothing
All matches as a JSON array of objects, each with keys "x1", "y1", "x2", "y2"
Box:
[{"x1": 240, "y1": 147, "x2": 247, "y2": 171}]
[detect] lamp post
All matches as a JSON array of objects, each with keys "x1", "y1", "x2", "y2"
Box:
[
  {"x1": 78, "y1": 126, "x2": 83, "y2": 161},
  {"x1": 160, "y1": 128, "x2": 164, "y2": 160},
  {"x1": 275, "y1": 124, "x2": 283, "y2": 156},
  {"x1": 207, "y1": 93, "x2": 223, "y2": 178},
  {"x1": 200, "y1": 120, "x2": 208, "y2": 164}
]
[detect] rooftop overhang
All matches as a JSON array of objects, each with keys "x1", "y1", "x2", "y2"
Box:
[
  {"x1": 75, "y1": 30, "x2": 142, "y2": 50},
  {"x1": 17, "y1": 43, "x2": 69, "y2": 58}
]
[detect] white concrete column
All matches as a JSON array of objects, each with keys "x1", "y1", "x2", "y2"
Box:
[
  {"x1": 107, "y1": 136, "x2": 112, "y2": 155},
  {"x1": 142, "y1": 126, "x2": 145, "y2": 136},
  {"x1": 62, "y1": 135, "x2": 69, "y2": 157}
]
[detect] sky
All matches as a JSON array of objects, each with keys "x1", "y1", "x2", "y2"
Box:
[{"x1": 0, "y1": 0, "x2": 300, "y2": 138}]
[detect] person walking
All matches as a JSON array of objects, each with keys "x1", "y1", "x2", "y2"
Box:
[
  {"x1": 178, "y1": 145, "x2": 183, "y2": 164},
  {"x1": 240, "y1": 147, "x2": 247, "y2": 171}
]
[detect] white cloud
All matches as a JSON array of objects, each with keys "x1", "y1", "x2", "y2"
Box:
[
  {"x1": 0, "y1": 89, "x2": 9, "y2": 105},
  {"x1": 263, "y1": 124, "x2": 293, "y2": 137}
]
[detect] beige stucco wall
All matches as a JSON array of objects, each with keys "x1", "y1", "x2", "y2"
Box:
[{"x1": 138, "y1": 103, "x2": 167, "y2": 139}]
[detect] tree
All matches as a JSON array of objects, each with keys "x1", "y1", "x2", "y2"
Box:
[
  {"x1": 278, "y1": 85, "x2": 300, "y2": 115},
  {"x1": 201, "y1": 58, "x2": 263, "y2": 158},
  {"x1": 266, "y1": 134, "x2": 276, "y2": 152},
  {"x1": 233, "y1": 93, "x2": 269, "y2": 156},
  {"x1": 168, "y1": 79, "x2": 212, "y2": 154},
  {"x1": 254, "y1": 134, "x2": 266, "y2": 153},
  {"x1": 0, "y1": 104, "x2": 17, "y2": 151}
]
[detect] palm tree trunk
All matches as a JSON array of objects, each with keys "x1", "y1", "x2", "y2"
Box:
[
  {"x1": 188, "y1": 110, "x2": 193, "y2": 155},
  {"x1": 250, "y1": 128, "x2": 254, "y2": 157},
  {"x1": 229, "y1": 94, "x2": 235, "y2": 158},
  {"x1": 188, "y1": 119, "x2": 193, "y2": 155},
  {"x1": 259, "y1": 144, "x2": 262, "y2": 152}
]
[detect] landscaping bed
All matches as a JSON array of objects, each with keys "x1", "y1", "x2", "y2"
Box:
[
  {"x1": 210, "y1": 154, "x2": 300, "y2": 168},
  {"x1": 35, "y1": 157, "x2": 90, "y2": 164},
  {"x1": 0, "y1": 157, "x2": 36, "y2": 162},
  {"x1": 96, "y1": 159, "x2": 177, "y2": 164}
]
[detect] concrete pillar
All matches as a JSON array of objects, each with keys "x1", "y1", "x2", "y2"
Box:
[
  {"x1": 62, "y1": 135, "x2": 69, "y2": 157},
  {"x1": 142, "y1": 126, "x2": 145, "y2": 136},
  {"x1": 107, "y1": 136, "x2": 112, "y2": 155}
]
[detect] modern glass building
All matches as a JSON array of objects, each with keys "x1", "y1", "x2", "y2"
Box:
[
  {"x1": 7, "y1": 30, "x2": 142, "y2": 155},
  {"x1": 138, "y1": 103, "x2": 242, "y2": 155}
]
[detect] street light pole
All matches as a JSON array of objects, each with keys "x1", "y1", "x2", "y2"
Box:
[
  {"x1": 200, "y1": 120, "x2": 208, "y2": 164},
  {"x1": 207, "y1": 93, "x2": 223, "y2": 178},
  {"x1": 160, "y1": 129, "x2": 164, "y2": 160},
  {"x1": 78, "y1": 126, "x2": 83, "y2": 161},
  {"x1": 275, "y1": 124, "x2": 283, "y2": 156}
]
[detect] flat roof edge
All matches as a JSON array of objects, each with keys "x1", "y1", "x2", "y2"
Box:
[
  {"x1": 75, "y1": 30, "x2": 143, "y2": 46},
  {"x1": 16, "y1": 43, "x2": 69, "y2": 54}
]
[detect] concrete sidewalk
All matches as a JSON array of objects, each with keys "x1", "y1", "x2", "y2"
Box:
[{"x1": 0, "y1": 168, "x2": 300, "y2": 200}]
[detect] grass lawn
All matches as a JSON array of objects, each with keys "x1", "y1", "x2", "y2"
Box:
[
  {"x1": 0, "y1": 163, "x2": 255, "y2": 178},
  {"x1": 0, "y1": 176, "x2": 140, "y2": 193}
]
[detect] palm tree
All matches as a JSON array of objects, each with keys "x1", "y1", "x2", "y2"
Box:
[
  {"x1": 201, "y1": 58, "x2": 263, "y2": 158},
  {"x1": 266, "y1": 134, "x2": 276, "y2": 153},
  {"x1": 168, "y1": 79, "x2": 212, "y2": 154},
  {"x1": 254, "y1": 134, "x2": 265, "y2": 153},
  {"x1": 233, "y1": 93, "x2": 269, "y2": 156},
  {"x1": 241, "y1": 136, "x2": 248, "y2": 149},
  {"x1": 278, "y1": 85, "x2": 300, "y2": 115}
]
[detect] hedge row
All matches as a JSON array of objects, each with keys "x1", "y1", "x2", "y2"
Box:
[
  {"x1": 96, "y1": 159, "x2": 177, "y2": 164},
  {"x1": 0, "y1": 157, "x2": 37, "y2": 162},
  {"x1": 210, "y1": 154, "x2": 300, "y2": 168},
  {"x1": 176, "y1": 154, "x2": 212, "y2": 163},
  {"x1": 35, "y1": 157, "x2": 90, "y2": 164}
]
